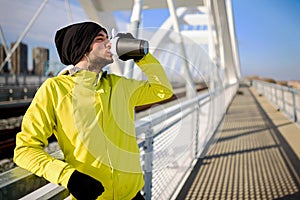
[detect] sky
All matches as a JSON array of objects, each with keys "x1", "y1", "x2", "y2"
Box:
[
  {"x1": 232, "y1": 0, "x2": 300, "y2": 81},
  {"x1": 0, "y1": 0, "x2": 299, "y2": 81}
]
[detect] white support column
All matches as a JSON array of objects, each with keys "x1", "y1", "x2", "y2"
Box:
[
  {"x1": 203, "y1": 0, "x2": 217, "y2": 64},
  {"x1": 0, "y1": 0, "x2": 49, "y2": 72},
  {"x1": 167, "y1": 0, "x2": 196, "y2": 98},
  {"x1": 143, "y1": 128, "x2": 154, "y2": 200},
  {"x1": 212, "y1": 0, "x2": 226, "y2": 72},
  {"x1": 123, "y1": 0, "x2": 143, "y2": 78},
  {"x1": 65, "y1": 0, "x2": 73, "y2": 23},
  {"x1": 204, "y1": 0, "x2": 218, "y2": 93},
  {"x1": 225, "y1": 0, "x2": 241, "y2": 81},
  {"x1": 129, "y1": 0, "x2": 143, "y2": 38},
  {"x1": 0, "y1": 26, "x2": 9, "y2": 56},
  {"x1": 167, "y1": 0, "x2": 181, "y2": 33},
  {"x1": 0, "y1": 25, "x2": 12, "y2": 71}
]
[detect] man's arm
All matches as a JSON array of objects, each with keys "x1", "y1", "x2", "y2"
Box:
[
  {"x1": 130, "y1": 53, "x2": 174, "y2": 106},
  {"x1": 13, "y1": 79, "x2": 75, "y2": 188}
]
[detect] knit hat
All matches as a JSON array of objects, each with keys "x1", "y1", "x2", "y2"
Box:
[{"x1": 55, "y1": 21, "x2": 107, "y2": 65}]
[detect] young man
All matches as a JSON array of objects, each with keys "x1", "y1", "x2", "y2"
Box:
[{"x1": 13, "y1": 21, "x2": 173, "y2": 200}]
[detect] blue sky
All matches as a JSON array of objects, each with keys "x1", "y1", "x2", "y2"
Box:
[
  {"x1": 232, "y1": 0, "x2": 300, "y2": 81},
  {"x1": 0, "y1": 0, "x2": 299, "y2": 81}
]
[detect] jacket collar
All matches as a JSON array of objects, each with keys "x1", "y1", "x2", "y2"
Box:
[{"x1": 72, "y1": 69, "x2": 107, "y2": 88}]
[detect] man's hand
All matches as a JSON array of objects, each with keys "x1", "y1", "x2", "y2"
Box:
[
  {"x1": 67, "y1": 170, "x2": 104, "y2": 200},
  {"x1": 115, "y1": 32, "x2": 135, "y2": 40}
]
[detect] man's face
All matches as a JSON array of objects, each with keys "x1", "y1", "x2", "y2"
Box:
[{"x1": 88, "y1": 30, "x2": 113, "y2": 68}]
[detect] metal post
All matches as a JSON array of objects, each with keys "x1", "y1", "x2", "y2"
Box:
[
  {"x1": 15, "y1": 74, "x2": 19, "y2": 86},
  {"x1": 65, "y1": 0, "x2": 73, "y2": 23},
  {"x1": 23, "y1": 71, "x2": 27, "y2": 85},
  {"x1": 5, "y1": 73, "x2": 8, "y2": 85},
  {"x1": 195, "y1": 101, "x2": 200, "y2": 158},
  {"x1": 0, "y1": 25, "x2": 12, "y2": 72},
  {"x1": 123, "y1": 0, "x2": 143, "y2": 78},
  {"x1": 205, "y1": 0, "x2": 217, "y2": 65},
  {"x1": 281, "y1": 86, "x2": 286, "y2": 113},
  {"x1": 290, "y1": 88, "x2": 297, "y2": 122},
  {"x1": 0, "y1": 25, "x2": 9, "y2": 55},
  {"x1": 275, "y1": 85, "x2": 279, "y2": 109},
  {"x1": 143, "y1": 128, "x2": 153, "y2": 200},
  {"x1": 271, "y1": 86, "x2": 274, "y2": 103}
]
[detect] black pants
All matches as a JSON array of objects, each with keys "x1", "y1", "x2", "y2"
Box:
[{"x1": 132, "y1": 191, "x2": 145, "y2": 200}]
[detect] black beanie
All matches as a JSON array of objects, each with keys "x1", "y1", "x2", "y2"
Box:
[{"x1": 54, "y1": 21, "x2": 107, "y2": 66}]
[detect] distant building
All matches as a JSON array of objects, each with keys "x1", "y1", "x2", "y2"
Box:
[
  {"x1": 10, "y1": 42, "x2": 28, "y2": 74},
  {"x1": 33, "y1": 47, "x2": 49, "y2": 76},
  {"x1": 0, "y1": 44, "x2": 9, "y2": 73},
  {"x1": 288, "y1": 80, "x2": 300, "y2": 89}
]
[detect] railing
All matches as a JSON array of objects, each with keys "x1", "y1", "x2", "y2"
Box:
[
  {"x1": 252, "y1": 80, "x2": 300, "y2": 127},
  {"x1": 0, "y1": 85, "x2": 39, "y2": 102},
  {"x1": 138, "y1": 82, "x2": 238, "y2": 200},
  {"x1": 0, "y1": 82, "x2": 238, "y2": 199}
]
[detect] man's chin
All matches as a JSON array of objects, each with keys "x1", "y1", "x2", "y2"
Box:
[
  {"x1": 103, "y1": 58, "x2": 114, "y2": 67},
  {"x1": 108, "y1": 58, "x2": 114, "y2": 64}
]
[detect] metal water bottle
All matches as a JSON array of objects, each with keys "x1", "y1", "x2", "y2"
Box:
[{"x1": 110, "y1": 32, "x2": 149, "y2": 61}]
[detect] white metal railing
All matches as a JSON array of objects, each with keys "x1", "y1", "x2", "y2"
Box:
[
  {"x1": 252, "y1": 80, "x2": 300, "y2": 127},
  {"x1": 137, "y1": 82, "x2": 238, "y2": 200}
]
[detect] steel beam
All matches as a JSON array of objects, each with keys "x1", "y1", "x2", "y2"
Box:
[{"x1": 167, "y1": 0, "x2": 196, "y2": 98}]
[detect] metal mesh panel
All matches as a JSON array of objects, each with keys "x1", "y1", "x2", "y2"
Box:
[
  {"x1": 135, "y1": 83, "x2": 238, "y2": 199},
  {"x1": 151, "y1": 111, "x2": 197, "y2": 200}
]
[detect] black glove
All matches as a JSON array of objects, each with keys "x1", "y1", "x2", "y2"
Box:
[
  {"x1": 132, "y1": 191, "x2": 145, "y2": 200},
  {"x1": 67, "y1": 170, "x2": 104, "y2": 200},
  {"x1": 115, "y1": 33, "x2": 146, "y2": 62},
  {"x1": 116, "y1": 32, "x2": 135, "y2": 39}
]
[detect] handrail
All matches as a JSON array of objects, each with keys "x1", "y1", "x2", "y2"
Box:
[
  {"x1": 136, "y1": 92, "x2": 210, "y2": 134},
  {"x1": 252, "y1": 80, "x2": 300, "y2": 127},
  {"x1": 0, "y1": 151, "x2": 64, "y2": 199}
]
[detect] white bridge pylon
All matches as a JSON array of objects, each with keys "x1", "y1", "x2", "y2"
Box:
[{"x1": 79, "y1": 0, "x2": 241, "y2": 90}]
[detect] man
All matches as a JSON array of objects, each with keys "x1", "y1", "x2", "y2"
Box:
[{"x1": 13, "y1": 21, "x2": 173, "y2": 200}]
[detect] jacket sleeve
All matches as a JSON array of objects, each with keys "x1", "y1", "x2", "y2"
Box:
[
  {"x1": 13, "y1": 79, "x2": 75, "y2": 188},
  {"x1": 130, "y1": 53, "x2": 174, "y2": 106}
]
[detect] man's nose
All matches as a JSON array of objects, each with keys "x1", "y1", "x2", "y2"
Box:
[{"x1": 106, "y1": 40, "x2": 112, "y2": 48}]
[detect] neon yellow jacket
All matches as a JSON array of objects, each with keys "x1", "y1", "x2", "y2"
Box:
[{"x1": 14, "y1": 53, "x2": 173, "y2": 199}]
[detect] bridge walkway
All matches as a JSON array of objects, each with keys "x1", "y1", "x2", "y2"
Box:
[{"x1": 176, "y1": 84, "x2": 300, "y2": 200}]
